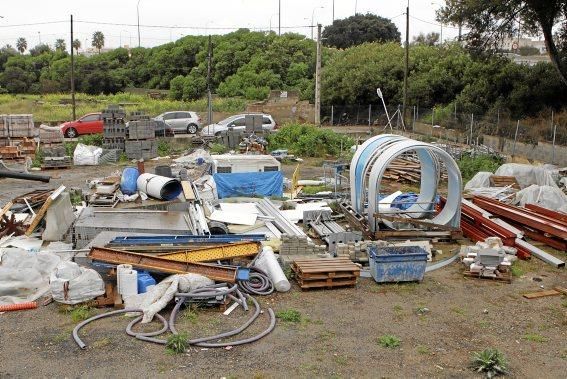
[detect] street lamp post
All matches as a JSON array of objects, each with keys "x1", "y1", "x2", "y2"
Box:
[
  {"x1": 137, "y1": 0, "x2": 142, "y2": 47},
  {"x1": 311, "y1": 6, "x2": 324, "y2": 40},
  {"x1": 269, "y1": 13, "x2": 278, "y2": 33}
]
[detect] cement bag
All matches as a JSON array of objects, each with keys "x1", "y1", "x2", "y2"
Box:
[
  {"x1": 0, "y1": 249, "x2": 61, "y2": 305},
  {"x1": 495, "y1": 164, "x2": 557, "y2": 189},
  {"x1": 50, "y1": 261, "x2": 105, "y2": 305},
  {"x1": 464, "y1": 172, "x2": 493, "y2": 190},
  {"x1": 515, "y1": 184, "x2": 567, "y2": 213},
  {"x1": 124, "y1": 273, "x2": 214, "y2": 323},
  {"x1": 73, "y1": 143, "x2": 103, "y2": 166}
]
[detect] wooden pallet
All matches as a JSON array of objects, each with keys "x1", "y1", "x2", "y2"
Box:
[
  {"x1": 463, "y1": 269, "x2": 511, "y2": 283},
  {"x1": 291, "y1": 258, "x2": 360, "y2": 289},
  {"x1": 489, "y1": 175, "x2": 520, "y2": 189}
]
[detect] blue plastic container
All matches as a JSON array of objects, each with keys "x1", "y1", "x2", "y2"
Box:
[
  {"x1": 368, "y1": 245, "x2": 428, "y2": 283},
  {"x1": 137, "y1": 271, "x2": 156, "y2": 293},
  {"x1": 120, "y1": 167, "x2": 140, "y2": 195}
]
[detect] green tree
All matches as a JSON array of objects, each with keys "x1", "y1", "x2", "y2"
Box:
[
  {"x1": 29, "y1": 44, "x2": 51, "y2": 56},
  {"x1": 412, "y1": 32, "x2": 440, "y2": 46},
  {"x1": 72, "y1": 39, "x2": 81, "y2": 54},
  {"x1": 16, "y1": 38, "x2": 27, "y2": 54},
  {"x1": 55, "y1": 39, "x2": 66, "y2": 52},
  {"x1": 322, "y1": 13, "x2": 401, "y2": 49},
  {"x1": 437, "y1": 0, "x2": 567, "y2": 85},
  {"x1": 92, "y1": 31, "x2": 105, "y2": 53}
]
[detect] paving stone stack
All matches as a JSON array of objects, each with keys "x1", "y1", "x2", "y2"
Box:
[
  {"x1": 0, "y1": 114, "x2": 36, "y2": 138},
  {"x1": 336, "y1": 241, "x2": 370, "y2": 261},
  {"x1": 102, "y1": 105, "x2": 127, "y2": 151},
  {"x1": 125, "y1": 111, "x2": 157, "y2": 160}
]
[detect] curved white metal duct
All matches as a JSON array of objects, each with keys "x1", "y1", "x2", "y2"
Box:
[{"x1": 350, "y1": 135, "x2": 462, "y2": 232}]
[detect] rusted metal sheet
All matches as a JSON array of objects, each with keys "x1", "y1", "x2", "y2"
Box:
[{"x1": 89, "y1": 246, "x2": 238, "y2": 282}]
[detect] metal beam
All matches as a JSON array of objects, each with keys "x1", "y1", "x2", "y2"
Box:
[
  {"x1": 158, "y1": 242, "x2": 261, "y2": 262},
  {"x1": 89, "y1": 246, "x2": 240, "y2": 282}
]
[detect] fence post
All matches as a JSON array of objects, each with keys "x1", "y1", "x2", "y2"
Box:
[
  {"x1": 469, "y1": 113, "x2": 474, "y2": 146},
  {"x1": 368, "y1": 104, "x2": 372, "y2": 127},
  {"x1": 512, "y1": 120, "x2": 519, "y2": 157},
  {"x1": 496, "y1": 108, "x2": 500, "y2": 135},
  {"x1": 551, "y1": 110, "x2": 554, "y2": 140},
  {"x1": 331, "y1": 105, "x2": 334, "y2": 126},
  {"x1": 431, "y1": 107, "x2": 434, "y2": 126},
  {"x1": 552, "y1": 123, "x2": 557, "y2": 164},
  {"x1": 412, "y1": 105, "x2": 416, "y2": 130},
  {"x1": 454, "y1": 102, "x2": 457, "y2": 120},
  {"x1": 356, "y1": 105, "x2": 360, "y2": 125}
]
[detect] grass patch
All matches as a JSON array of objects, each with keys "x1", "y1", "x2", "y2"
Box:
[
  {"x1": 166, "y1": 332, "x2": 188, "y2": 354},
  {"x1": 562, "y1": 300, "x2": 567, "y2": 308},
  {"x1": 333, "y1": 355, "x2": 348, "y2": 366},
  {"x1": 377, "y1": 334, "x2": 401, "y2": 349},
  {"x1": 470, "y1": 348, "x2": 508, "y2": 378},
  {"x1": 457, "y1": 153, "x2": 504, "y2": 182},
  {"x1": 416, "y1": 345, "x2": 430, "y2": 354},
  {"x1": 276, "y1": 309, "x2": 302, "y2": 323},
  {"x1": 510, "y1": 263, "x2": 524, "y2": 277},
  {"x1": 157, "y1": 139, "x2": 172, "y2": 157},
  {"x1": 32, "y1": 148, "x2": 44, "y2": 167},
  {"x1": 301, "y1": 185, "x2": 331, "y2": 195},
  {"x1": 181, "y1": 310, "x2": 198, "y2": 324},
  {"x1": 451, "y1": 307, "x2": 466, "y2": 316},
  {"x1": 209, "y1": 143, "x2": 228, "y2": 154},
  {"x1": 522, "y1": 333, "x2": 548, "y2": 343},
  {"x1": 59, "y1": 305, "x2": 92, "y2": 323},
  {"x1": 92, "y1": 337, "x2": 112, "y2": 348}
]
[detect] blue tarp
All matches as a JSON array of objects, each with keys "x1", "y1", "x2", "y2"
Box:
[{"x1": 213, "y1": 171, "x2": 283, "y2": 199}]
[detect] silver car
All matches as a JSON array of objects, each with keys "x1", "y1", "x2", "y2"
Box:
[
  {"x1": 201, "y1": 113, "x2": 277, "y2": 136},
  {"x1": 154, "y1": 111, "x2": 202, "y2": 134}
]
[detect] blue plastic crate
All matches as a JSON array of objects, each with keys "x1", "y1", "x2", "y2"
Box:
[{"x1": 368, "y1": 245, "x2": 428, "y2": 283}]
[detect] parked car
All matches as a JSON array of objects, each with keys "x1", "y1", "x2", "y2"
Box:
[
  {"x1": 60, "y1": 113, "x2": 103, "y2": 138},
  {"x1": 153, "y1": 111, "x2": 201, "y2": 134},
  {"x1": 201, "y1": 113, "x2": 277, "y2": 136},
  {"x1": 125, "y1": 120, "x2": 174, "y2": 137}
]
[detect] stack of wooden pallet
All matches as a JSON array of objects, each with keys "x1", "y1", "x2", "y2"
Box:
[
  {"x1": 383, "y1": 157, "x2": 448, "y2": 183},
  {"x1": 291, "y1": 258, "x2": 360, "y2": 289}
]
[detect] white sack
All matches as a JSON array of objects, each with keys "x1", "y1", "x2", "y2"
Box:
[
  {"x1": 50, "y1": 261, "x2": 105, "y2": 305},
  {"x1": 124, "y1": 273, "x2": 214, "y2": 323},
  {"x1": 73, "y1": 143, "x2": 103, "y2": 166}
]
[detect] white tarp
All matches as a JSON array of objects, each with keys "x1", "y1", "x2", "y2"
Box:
[
  {"x1": 495, "y1": 164, "x2": 557, "y2": 189},
  {"x1": 73, "y1": 143, "x2": 103, "y2": 166},
  {"x1": 124, "y1": 273, "x2": 214, "y2": 323},
  {"x1": 515, "y1": 184, "x2": 567, "y2": 213},
  {"x1": 464, "y1": 172, "x2": 493, "y2": 190},
  {"x1": 0, "y1": 249, "x2": 61, "y2": 305}
]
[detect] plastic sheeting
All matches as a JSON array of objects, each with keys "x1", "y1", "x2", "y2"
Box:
[
  {"x1": 0, "y1": 249, "x2": 61, "y2": 305},
  {"x1": 515, "y1": 184, "x2": 567, "y2": 213},
  {"x1": 213, "y1": 171, "x2": 283, "y2": 199},
  {"x1": 124, "y1": 273, "x2": 214, "y2": 323},
  {"x1": 495, "y1": 164, "x2": 557, "y2": 189},
  {"x1": 50, "y1": 261, "x2": 105, "y2": 305},
  {"x1": 464, "y1": 172, "x2": 493, "y2": 190}
]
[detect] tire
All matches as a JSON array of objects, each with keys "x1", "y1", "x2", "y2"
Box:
[
  {"x1": 187, "y1": 124, "x2": 198, "y2": 134},
  {"x1": 65, "y1": 127, "x2": 78, "y2": 138}
]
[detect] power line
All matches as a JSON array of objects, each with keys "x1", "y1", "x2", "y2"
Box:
[
  {"x1": 409, "y1": 15, "x2": 464, "y2": 31},
  {"x1": 0, "y1": 20, "x2": 66, "y2": 28},
  {"x1": 75, "y1": 20, "x2": 312, "y2": 30}
]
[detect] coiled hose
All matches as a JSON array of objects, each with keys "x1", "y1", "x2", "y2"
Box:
[{"x1": 238, "y1": 266, "x2": 274, "y2": 296}]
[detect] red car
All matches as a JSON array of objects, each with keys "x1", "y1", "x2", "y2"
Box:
[{"x1": 60, "y1": 113, "x2": 103, "y2": 138}]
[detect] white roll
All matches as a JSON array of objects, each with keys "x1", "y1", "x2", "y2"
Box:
[{"x1": 254, "y1": 246, "x2": 291, "y2": 292}]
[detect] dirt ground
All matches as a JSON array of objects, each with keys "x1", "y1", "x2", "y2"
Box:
[{"x1": 0, "y1": 160, "x2": 566, "y2": 378}]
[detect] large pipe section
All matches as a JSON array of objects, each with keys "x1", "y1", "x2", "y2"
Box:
[
  {"x1": 0, "y1": 170, "x2": 51, "y2": 183},
  {"x1": 350, "y1": 135, "x2": 462, "y2": 232},
  {"x1": 137, "y1": 173, "x2": 182, "y2": 201}
]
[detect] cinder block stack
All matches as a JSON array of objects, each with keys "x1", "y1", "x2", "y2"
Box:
[
  {"x1": 125, "y1": 111, "x2": 157, "y2": 160},
  {"x1": 279, "y1": 235, "x2": 327, "y2": 255},
  {"x1": 102, "y1": 105, "x2": 127, "y2": 151}
]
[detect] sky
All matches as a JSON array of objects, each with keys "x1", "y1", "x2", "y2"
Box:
[{"x1": 0, "y1": 0, "x2": 461, "y2": 50}]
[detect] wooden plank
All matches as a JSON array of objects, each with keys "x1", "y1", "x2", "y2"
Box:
[
  {"x1": 553, "y1": 286, "x2": 567, "y2": 296},
  {"x1": 523, "y1": 289, "x2": 562, "y2": 299},
  {"x1": 25, "y1": 185, "x2": 65, "y2": 235},
  {"x1": 0, "y1": 201, "x2": 13, "y2": 219},
  {"x1": 181, "y1": 181, "x2": 195, "y2": 201}
]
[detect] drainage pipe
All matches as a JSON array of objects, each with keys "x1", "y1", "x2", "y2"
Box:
[{"x1": 136, "y1": 173, "x2": 182, "y2": 200}]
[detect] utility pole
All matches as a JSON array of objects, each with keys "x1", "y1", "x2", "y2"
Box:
[
  {"x1": 315, "y1": 24, "x2": 322, "y2": 126},
  {"x1": 332, "y1": 0, "x2": 335, "y2": 21},
  {"x1": 402, "y1": 0, "x2": 409, "y2": 128},
  {"x1": 278, "y1": 0, "x2": 281, "y2": 36},
  {"x1": 207, "y1": 35, "x2": 213, "y2": 125},
  {"x1": 137, "y1": 0, "x2": 142, "y2": 47},
  {"x1": 70, "y1": 15, "x2": 76, "y2": 121}
]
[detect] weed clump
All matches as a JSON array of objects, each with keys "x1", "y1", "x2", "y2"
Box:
[
  {"x1": 166, "y1": 332, "x2": 188, "y2": 354},
  {"x1": 275, "y1": 309, "x2": 302, "y2": 323},
  {"x1": 470, "y1": 348, "x2": 508, "y2": 378},
  {"x1": 377, "y1": 334, "x2": 401, "y2": 348}
]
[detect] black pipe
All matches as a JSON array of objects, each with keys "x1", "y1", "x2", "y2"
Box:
[{"x1": 0, "y1": 170, "x2": 51, "y2": 183}]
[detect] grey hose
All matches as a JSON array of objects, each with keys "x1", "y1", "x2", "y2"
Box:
[
  {"x1": 238, "y1": 266, "x2": 274, "y2": 296},
  {"x1": 72, "y1": 308, "x2": 143, "y2": 349},
  {"x1": 125, "y1": 313, "x2": 169, "y2": 338}
]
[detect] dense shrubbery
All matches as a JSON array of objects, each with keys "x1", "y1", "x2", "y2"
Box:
[
  {"x1": 457, "y1": 153, "x2": 504, "y2": 182},
  {"x1": 267, "y1": 124, "x2": 354, "y2": 157}
]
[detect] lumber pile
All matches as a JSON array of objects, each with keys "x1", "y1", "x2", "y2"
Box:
[{"x1": 383, "y1": 157, "x2": 448, "y2": 183}]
